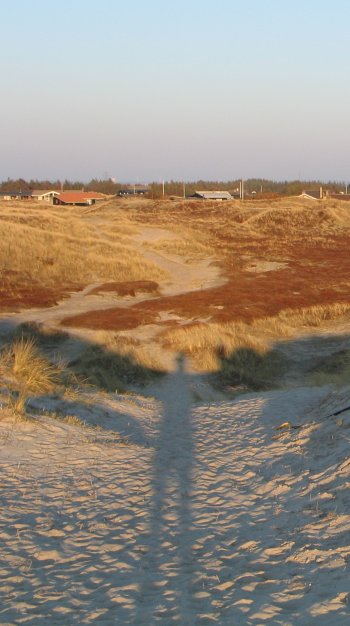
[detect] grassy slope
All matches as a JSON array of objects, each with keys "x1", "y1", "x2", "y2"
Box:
[
  {"x1": 63, "y1": 196, "x2": 350, "y2": 327},
  {"x1": 2, "y1": 195, "x2": 350, "y2": 389},
  {"x1": 0, "y1": 200, "x2": 165, "y2": 309}
]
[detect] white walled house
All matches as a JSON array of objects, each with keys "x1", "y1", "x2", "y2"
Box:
[{"x1": 31, "y1": 190, "x2": 61, "y2": 202}]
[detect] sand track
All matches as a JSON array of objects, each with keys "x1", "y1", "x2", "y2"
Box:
[{"x1": 0, "y1": 225, "x2": 226, "y2": 371}]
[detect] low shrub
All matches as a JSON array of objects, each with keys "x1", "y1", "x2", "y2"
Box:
[{"x1": 215, "y1": 346, "x2": 287, "y2": 391}]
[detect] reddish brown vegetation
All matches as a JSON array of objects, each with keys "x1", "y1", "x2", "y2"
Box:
[
  {"x1": 60, "y1": 235, "x2": 350, "y2": 331},
  {"x1": 61, "y1": 199, "x2": 350, "y2": 331},
  {"x1": 62, "y1": 307, "x2": 157, "y2": 331},
  {"x1": 87, "y1": 280, "x2": 159, "y2": 297},
  {"x1": 0, "y1": 271, "x2": 79, "y2": 310},
  {"x1": 4, "y1": 199, "x2": 350, "y2": 331}
]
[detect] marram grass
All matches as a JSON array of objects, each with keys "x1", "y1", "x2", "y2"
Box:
[{"x1": 0, "y1": 337, "x2": 61, "y2": 414}]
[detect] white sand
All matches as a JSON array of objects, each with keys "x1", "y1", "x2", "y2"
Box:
[{"x1": 1, "y1": 371, "x2": 350, "y2": 625}]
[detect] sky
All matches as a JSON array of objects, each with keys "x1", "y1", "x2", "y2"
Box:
[{"x1": 1, "y1": 0, "x2": 350, "y2": 183}]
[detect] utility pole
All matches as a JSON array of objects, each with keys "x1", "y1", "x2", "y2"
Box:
[
  {"x1": 183, "y1": 182, "x2": 186, "y2": 199},
  {"x1": 162, "y1": 180, "x2": 165, "y2": 197},
  {"x1": 241, "y1": 179, "x2": 244, "y2": 201}
]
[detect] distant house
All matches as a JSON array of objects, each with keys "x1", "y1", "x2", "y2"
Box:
[
  {"x1": 192, "y1": 190, "x2": 233, "y2": 201},
  {"x1": 0, "y1": 191, "x2": 32, "y2": 200},
  {"x1": 53, "y1": 191, "x2": 106, "y2": 206},
  {"x1": 298, "y1": 188, "x2": 324, "y2": 200},
  {"x1": 118, "y1": 185, "x2": 149, "y2": 196},
  {"x1": 31, "y1": 189, "x2": 61, "y2": 202}
]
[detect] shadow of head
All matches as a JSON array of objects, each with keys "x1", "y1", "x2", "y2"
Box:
[{"x1": 175, "y1": 351, "x2": 186, "y2": 373}]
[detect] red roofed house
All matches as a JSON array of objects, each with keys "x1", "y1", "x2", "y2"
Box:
[{"x1": 53, "y1": 191, "x2": 106, "y2": 206}]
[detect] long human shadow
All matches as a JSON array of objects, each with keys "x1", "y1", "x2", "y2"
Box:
[
  {"x1": 2, "y1": 315, "x2": 350, "y2": 624},
  {"x1": 134, "y1": 354, "x2": 195, "y2": 625}
]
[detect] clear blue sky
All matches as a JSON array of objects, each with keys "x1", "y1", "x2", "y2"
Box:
[{"x1": 1, "y1": 0, "x2": 350, "y2": 182}]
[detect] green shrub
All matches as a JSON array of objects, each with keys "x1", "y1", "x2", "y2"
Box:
[{"x1": 216, "y1": 346, "x2": 286, "y2": 391}]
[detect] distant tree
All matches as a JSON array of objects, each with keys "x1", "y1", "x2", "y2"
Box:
[
  {"x1": 86, "y1": 178, "x2": 121, "y2": 194},
  {"x1": 0, "y1": 178, "x2": 31, "y2": 192}
]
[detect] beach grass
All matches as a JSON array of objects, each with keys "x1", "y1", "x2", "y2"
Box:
[{"x1": 0, "y1": 336, "x2": 61, "y2": 413}]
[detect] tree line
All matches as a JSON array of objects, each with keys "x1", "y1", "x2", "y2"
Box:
[
  {"x1": 149, "y1": 179, "x2": 344, "y2": 198},
  {"x1": 0, "y1": 178, "x2": 122, "y2": 195},
  {"x1": 0, "y1": 177, "x2": 346, "y2": 197}
]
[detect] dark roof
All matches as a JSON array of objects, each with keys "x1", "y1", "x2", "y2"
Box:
[
  {"x1": 299, "y1": 190, "x2": 321, "y2": 200},
  {"x1": 0, "y1": 191, "x2": 32, "y2": 197},
  {"x1": 118, "y1": 188, "x2": 149, "y2": 195},
  {"x1": 193, "y1": 190, "x2": 233, "y2": 200}
]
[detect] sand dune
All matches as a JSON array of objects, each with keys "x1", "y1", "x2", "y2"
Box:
[
  {"x1": 1, "y1": 370, "x2": 350, "y2": 624},
  {"x1": 1, "y1": 205, "x2": 350, "y2": 624}
]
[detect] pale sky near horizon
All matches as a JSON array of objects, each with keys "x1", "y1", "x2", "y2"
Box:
[{"x1": 1, "y1": 0, "x2": 350, "y2": 182}]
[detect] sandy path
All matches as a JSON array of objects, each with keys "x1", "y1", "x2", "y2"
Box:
[
  {"x1": 0, "y1": 225, "x2": 227, "y2": 375},
  {"x1": 2, "y1": 226, "x2": 223, "y2": 324},
  {"x1": 0, "y1": 226, "x2": 224, "y2": 356},
  {"x1": 1, "y1": 364, "x2": 350, "y2": 624},
  {"x1": 133, "y1": 228, "x2": 225, "y2": 297}
]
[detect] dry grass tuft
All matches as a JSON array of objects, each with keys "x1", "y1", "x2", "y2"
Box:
[
  {"x1": 149, "y1": 235, "x2": 212, "y2": 258},
  {"x1": 276, "y1": 303, "x2": 350, "y2": 327},
  {"x1": 0, "y1": 337, "x2": 61, "y2": 413}
]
